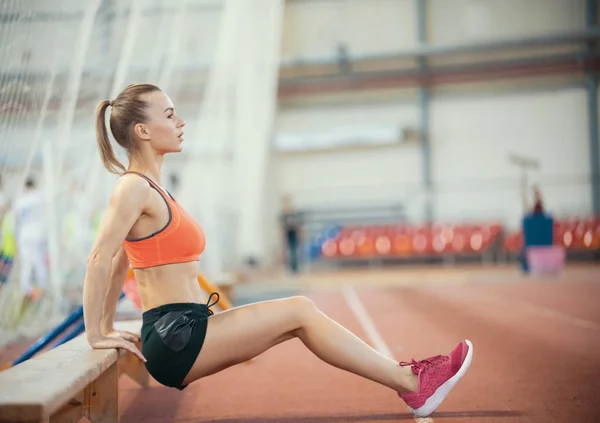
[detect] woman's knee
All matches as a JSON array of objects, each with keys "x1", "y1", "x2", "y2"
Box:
[{"x1": 287, "y1": 295, "x2": 318, "y2": 322}]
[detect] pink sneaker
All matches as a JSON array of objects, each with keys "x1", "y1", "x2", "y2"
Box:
[{"x1": 398, "y1": 340, "x2": 473, "y2": 417}]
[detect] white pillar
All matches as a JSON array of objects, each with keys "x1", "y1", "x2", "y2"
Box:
[
  {"x1": 178, "y1": 0, "x2": 283, "y2": 278},
  {"x1": 158, "y1": 0, "x2": 187, "y2": 93},
  {"x1": 232, "y1": 0, "x2": 284, "y2": 268}
]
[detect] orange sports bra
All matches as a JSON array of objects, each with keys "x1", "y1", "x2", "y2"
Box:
[{"x1": 122, "y1": 172, "x2": 206, "y2": 269}]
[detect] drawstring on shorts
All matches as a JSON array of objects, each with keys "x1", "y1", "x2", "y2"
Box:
[{"x1": 206, "y1": 292, "x2": 220, "y2": 315}]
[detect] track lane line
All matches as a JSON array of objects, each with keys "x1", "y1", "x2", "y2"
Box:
[
  {"x1": 342, "y1": 287, "x2": 394, "y2": 358},
  {"x1": 342, "y1": 287, "x2": 434, "y2": 423}
]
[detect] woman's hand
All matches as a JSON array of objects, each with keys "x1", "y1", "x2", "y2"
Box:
[
  {"x1": 88, "y1": 333, "x2": 146, "y2": 362},
  {"x1": 104, "y1": 329, "x2": 140, "y2": 343}
]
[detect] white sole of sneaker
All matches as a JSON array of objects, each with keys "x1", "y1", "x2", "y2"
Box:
[{"x1": 409, "y1": 340, "x2": 474, "y2": 418}]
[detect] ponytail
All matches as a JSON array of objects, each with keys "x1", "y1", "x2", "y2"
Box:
[
  {"x1": 95, "y1": 100, "x2": 126, "y2": 175},
  {"x1": 95, "y1": 84, "x2": 161, "y2": 174}
]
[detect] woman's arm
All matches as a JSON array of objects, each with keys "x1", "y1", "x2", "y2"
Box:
[
  {"x1": 100, "y1": 246, "x2": 136, "y2": 339},
  {"x1": 83, "y1": 176, "x2": 149, "y2": 361}
]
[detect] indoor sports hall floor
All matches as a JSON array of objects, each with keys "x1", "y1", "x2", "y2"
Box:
[{"x1": 119, "y1": 264, "x2": 600, "y2": 422}]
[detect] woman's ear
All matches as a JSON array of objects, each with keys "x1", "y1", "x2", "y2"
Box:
[{"x1": 134, "y1": 123, "x2": 150, "y2": 140}]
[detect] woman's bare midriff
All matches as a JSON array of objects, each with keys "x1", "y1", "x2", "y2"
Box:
[{"x1": 134, "y1": 261, "x2": 206, "y2": 312}]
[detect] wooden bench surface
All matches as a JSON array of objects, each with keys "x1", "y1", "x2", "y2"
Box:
[{"x1": 0, "y1": 319, "x2": 142, "y2": 422}]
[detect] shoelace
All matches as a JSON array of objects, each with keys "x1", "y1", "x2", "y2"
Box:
[
  {"x1": 206, "y1": 292, "x2": 220, "y2": 316},
  {"x1": 399, "y1": 355, "x2": 445, "y2": 374}
]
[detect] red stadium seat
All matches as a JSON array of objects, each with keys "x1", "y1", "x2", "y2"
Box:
[
  {"x1": 393, "y1": 233, "x2": 413, "y2": 256},
  {"x1": 375, "y1": 235, "x2": 392, "y2": 255},
  {"x1": 504, "y1": 231, "x2": 523, "y2": 253},
  {"x1": 321, "y1": 239, "x2": 338, "y2": 258},
  {"x1": 338, "y1": 237, "x2": 356, "y2": 257},
  {"x1": 412, "y1": 232, "x2": 430, "y2": 254},
  {"x1": 592, "y1": 226, "x2": 600, "y2": 249},
  {"x1": 452, "y1": 231, "x2": 468, "y2": 253},
  {"x1": 582, "y1": 230, "x2": 594, "y2": 249},
  {"x1": 470, "y1": 231, "x2": 485, "y2": 252},
  {"x1": 553, "y1": 223, "x2": 565, "y2": 245},
  {"x1": 356, "y1": 235, "x2": 375, "y2": 257},
  {"x1": 431, "y1": 234, "x2": 447, "y2": 254},
  {"x1": 562, "y1": 231, "x2": 573, "y2": 249}
]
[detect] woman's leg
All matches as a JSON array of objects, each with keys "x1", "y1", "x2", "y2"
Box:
[{"x1": 182, "y1": 296, "x2": 418, "y2": 393}]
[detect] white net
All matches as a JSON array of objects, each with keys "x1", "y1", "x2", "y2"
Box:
[{"x1": 0, "y1": 0, "x2": 229, "y2": 343}]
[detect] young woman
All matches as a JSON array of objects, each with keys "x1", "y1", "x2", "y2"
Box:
[{"x1": 83, "y1": 83, "x2": 473, "y2": 418}]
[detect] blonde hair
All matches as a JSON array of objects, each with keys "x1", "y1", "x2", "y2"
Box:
[{"x1": 95, "y1": 83, "x2": 161, "y2": 174}]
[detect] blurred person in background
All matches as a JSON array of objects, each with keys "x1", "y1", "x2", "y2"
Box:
[
  {"x1": 0, "y1": 174, "x2": 14, "y2": 285},
  {"x1": 83, "y1": 84, "x2": 473, "y2": 419},
  {"x1": 0, "y1": 208, "x2": 17, "y2": 286},
  {"x1": 531, "y1": 185, "x2": 545, "y2": 215},
  {"x1": 280, "y1": 194, "x2": 301, "y2": 274},
  {"x1": 0, "y1": 175, "x2": 6, "y2": 255},
  {"x1": 14, "y1": 176, "x2": 48, "y2": 300}
]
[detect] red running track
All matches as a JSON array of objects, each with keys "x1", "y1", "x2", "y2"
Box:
[{"x1": 114, "y1": 270, "x2": 600, "y2": 422}]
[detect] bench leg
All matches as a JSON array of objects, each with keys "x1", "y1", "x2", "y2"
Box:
[
  {"x1": 84, "y1": 361, "x2": 119, "y2": 423},
  {"x1": 119, "y1": 346, "x2": 149, "y2": 388},
  {"x1": 50, "y1": 361, "x2": 119, "y2": 423},
  {"x1": 50, "y1": 393, "x2": 84, "y2": 423}
]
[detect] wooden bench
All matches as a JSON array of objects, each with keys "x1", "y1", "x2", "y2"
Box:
[{"x1": 0, "y1": 320, "x2": 148, "y2": 423}]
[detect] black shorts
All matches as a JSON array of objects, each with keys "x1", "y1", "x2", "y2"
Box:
[{"x1": 141, "y1": 296, "x2": 218, "y2": 390}]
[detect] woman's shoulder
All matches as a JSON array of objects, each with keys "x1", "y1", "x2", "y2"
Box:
[{"x1": 110, "y1": 174, "x2": 152, "y2": 207}]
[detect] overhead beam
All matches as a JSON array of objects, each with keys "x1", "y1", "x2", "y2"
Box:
[
  {"x1": 280, "y1": 28, "x2": 600, "y2": 69},
  {"x1": 278, "y1": 53, "x2": 600, "y2": 96}
]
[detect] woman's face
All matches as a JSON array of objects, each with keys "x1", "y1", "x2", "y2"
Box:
[{"x1": 140, "y1": 90, "x2": 186, "y2": 154}]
